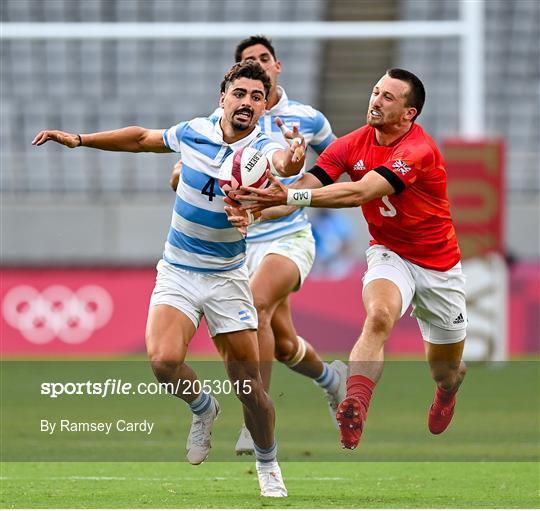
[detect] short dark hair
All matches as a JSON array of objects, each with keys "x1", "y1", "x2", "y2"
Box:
[
  {"x1": 386, "y1": 68, "x2": 426, "y2": 122},
  {"x1": 234, "y1": 35, "x2": 277, "y2": 63},
  {"x1": 220, "y1": 60, "x2": 272, "y2": 99}
]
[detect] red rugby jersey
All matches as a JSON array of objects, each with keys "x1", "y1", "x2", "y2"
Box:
[{"x1": 311, "y1": 123, "x2": 461, "y2": 271}]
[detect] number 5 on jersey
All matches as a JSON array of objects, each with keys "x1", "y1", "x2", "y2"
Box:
[{"x1": 379, "y1": 196, "x2": 397, "y2": 217}]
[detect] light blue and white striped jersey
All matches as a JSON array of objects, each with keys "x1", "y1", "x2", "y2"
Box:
[
  {"x1": 212, "y1": 86, "x2": 334, "y2": 242},
  {"x1": 162, "y1": 116, "x2": 282, "y2": 272}
]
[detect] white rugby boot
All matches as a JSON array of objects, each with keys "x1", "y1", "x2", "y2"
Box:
[
  {"x1": 323, "y1": 360, "x2": 348, "y2": 427},
  {"x1": 235, "y1": 424, "x2": 255, "y2": 455},
  {"x1": 256, "y1": 461, "x2": 288, "y2": 497},
  {"x1": 185, "y1": 396, "x2": 220, "y2": 465}
]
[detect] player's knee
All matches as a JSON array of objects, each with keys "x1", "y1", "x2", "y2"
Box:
[
  {"x1": 276, "y1": 336, "x2": 306, "y2": 367},
  {"x1": 149, "y1": 359, "x2": 177, "y2": 384},
  {"x1": 274, "y1": 339, "x2": 295, "y2": 363},
  {"x1": 365, "y1": 305, "x2": 396, "y2": 335},
  {"x1": 253, "y1": 298, "x2": 272, "y2": 327}
]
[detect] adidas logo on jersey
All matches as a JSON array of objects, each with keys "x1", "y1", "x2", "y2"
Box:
[
  {"x1": 452, "y1": 313, "x2": 465, "y2": 325},
  {"x1": 353, "y1": 159, "x2": 365, "y2": 171}
]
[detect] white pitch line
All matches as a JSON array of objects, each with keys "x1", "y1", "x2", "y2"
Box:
[{"x1": 0, "y1": 476, "x2": 346, "y2": 481}]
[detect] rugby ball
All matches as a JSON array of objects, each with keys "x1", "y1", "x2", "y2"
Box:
[{"x1": 218, "y1": 147, "x2": 270, "y2": 194}]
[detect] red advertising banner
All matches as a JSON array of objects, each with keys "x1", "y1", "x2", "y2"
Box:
[
  {"x1": 442, "y1": 139, "x2": 505, "y2": 259},
  {"x1": 0, "y1": 268, "x2": 214, "y2": 356},
  {"x1": 1, "y1": 265, "x2": 538, "y2": 356}
]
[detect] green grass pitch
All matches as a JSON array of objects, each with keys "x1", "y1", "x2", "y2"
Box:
[
  {"x1": 1, "y1": 359, "x2": 538, "y2": 508},
  {"x1": 1, "y1": 461, "x2": 538, "y2": 508}
]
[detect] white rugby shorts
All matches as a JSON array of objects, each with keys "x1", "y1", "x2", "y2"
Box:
[
  {"x1": 149, "y1": 259, "x2": 257, "y2": 337},
  {"x1": 245, "y1": 226, "x2": 315, "y2": 290},
  {"x1": 362, "y1": 245, "x2": 467, "y2": 344}
]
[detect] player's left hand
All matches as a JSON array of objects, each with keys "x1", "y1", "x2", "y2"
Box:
[
  {"x1": 170, "y1": 160, "x2": 182, "y2": 191},
  {"x1": 224, "y1": 196, "x2": 263, "y2": 236},
  {"x1": 230, "y1": 171, "x2": 288, "y2": 211},
  {"x1": 224, "y1": 204, "x2": 248, "y2": 237},
  {"x1": 276, "y1": 117, "x2": 305, "y2": 164}
]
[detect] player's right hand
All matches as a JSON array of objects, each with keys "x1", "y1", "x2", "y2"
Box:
[{"x1": 32, "y1": 130, "x2": 80, "y2": 148}]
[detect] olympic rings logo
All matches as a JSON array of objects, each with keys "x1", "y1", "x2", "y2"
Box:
[{"x1": 2, "y1": 285, "x2": 113, "y2": 344}]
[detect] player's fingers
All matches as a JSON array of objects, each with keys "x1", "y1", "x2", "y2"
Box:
[
  {"x1": 234, "y1": 195, "x2": 259, "y2": 203},
  {"x1": 224, "y1": 207, "x2": 246, "y2": 223},
  {"x1": 277, "y1": 120, "x2": 295, "y2": 141},
  {"x1": 224, "y1": 195, "x2": 241, "y2": 207},
  {"x1": 238, "y1": 185, "x2": 268, "y2": 195},
  {"x1": 32, "y1": 131, "x2": 49, "y2": 145},
  {"x1": 242, "y1": 203, "x2": 264, "y2": 213},
  {"x1": 275, "y1": 116, "x2": 284, "y2": 128},
  {"x1": 228, "y1": 217, "x2": 246, "y2": 227},
  {"x1": 240, "y1": 202, "x2": 264, "y2": 211},
  {"x1": 292, "y1": 146, "x2": 305, "y2": 163}
]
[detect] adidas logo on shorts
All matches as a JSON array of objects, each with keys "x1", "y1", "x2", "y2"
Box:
[{"x1": 452, "y1": 313, "x2": 465, "y2": 325}]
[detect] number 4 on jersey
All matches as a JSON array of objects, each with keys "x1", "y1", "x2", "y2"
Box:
[{"x1": 201, "y1": 177, "x2": 216, "y2": 201}]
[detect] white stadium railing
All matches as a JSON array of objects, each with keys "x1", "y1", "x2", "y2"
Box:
[{"x1": 1, "y1": 0, "x2": 485, "y2": 138}]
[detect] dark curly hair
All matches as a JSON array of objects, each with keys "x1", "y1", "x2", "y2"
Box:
[
  {"x1": 234, "y1": 35, "x2": 276, "y2": 63},
  {"x1": 220, "y1": 60, "x2": 271, "y2": 99}
]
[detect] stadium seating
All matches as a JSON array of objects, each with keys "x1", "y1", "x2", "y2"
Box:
[
  {"x1": 1, "y1": 0, "x2": 325, "y2": 194},
  {"x1": 2, "y1": 0, "x2": 538, "y2": 195},
  {"x1": 398, "y1": 0, "x2": 539, "y2": 193}
]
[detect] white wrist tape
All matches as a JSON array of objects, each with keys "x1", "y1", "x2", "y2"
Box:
[
  {"x1": 287, "y1": 189, "x2": 312, "y2": 206},
  {"x1": 246, "y1": 210, "x2": 261, "y2": 225}
]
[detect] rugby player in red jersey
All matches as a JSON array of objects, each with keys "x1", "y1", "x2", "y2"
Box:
[{"x1": 227, "y1": 68, "x2": 467, "y2": 450}]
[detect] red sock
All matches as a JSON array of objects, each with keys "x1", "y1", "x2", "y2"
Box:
[
  {"x1": 435, "y1": 385, "x2": 457, "y2": 404},
  {"x1": 346, "y1": 375, "x2": 376, "y2": 416}
]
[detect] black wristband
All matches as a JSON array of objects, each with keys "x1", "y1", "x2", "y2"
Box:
[{"x1": 77, "y1": 134, "x2": 83, "y2": 147}]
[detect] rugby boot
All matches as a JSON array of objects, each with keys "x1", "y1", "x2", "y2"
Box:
[
  {"x1": 428, "y1": 386, "x2": 456, "y2": 435},
  {"x1": 323, "y1": 360, "x2": 348, "y2": 427},
  {"x1": 185, "y1": 396, "x2": 220, "y2": 464},
  {"x1": 336, "y1": 396, "x2": 365, "y2": 450},
  {"x1": 256, "y1": 461, "x2": 288, "y2": 497},
  {"x1": 234, "y1": 424, "x2": 255, "y2": 455}
]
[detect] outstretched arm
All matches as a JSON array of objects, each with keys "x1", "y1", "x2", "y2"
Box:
[
  {"x1": 32, "y1": 127, "x2": 170, "y2": 153},
  {"x1": 225, "y1": 173, "x2": 324, "y2": 233},
  {"x1": 232, "y1": 169, "x2": 395, "y2": 209}
]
